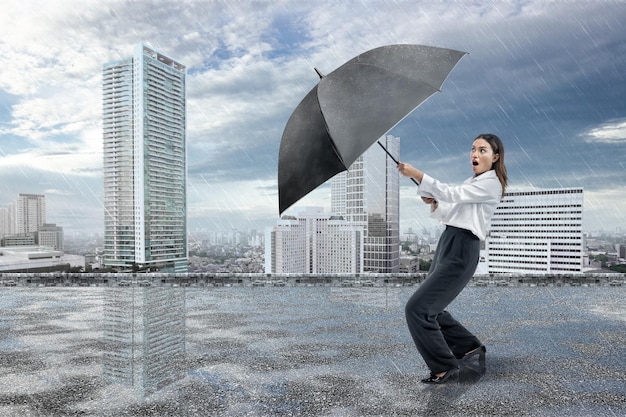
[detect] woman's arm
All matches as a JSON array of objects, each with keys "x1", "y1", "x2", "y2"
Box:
[
  {"x1": 420, "y1": 173, "x2": 501, "y2": 204},
  {"x1": 397, "y1": 161, "x2": 501, "y2": 205}
]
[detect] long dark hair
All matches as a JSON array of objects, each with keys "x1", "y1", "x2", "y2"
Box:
[{"x1": 476, "y1": 133, "x2": 508, "y2": 198}]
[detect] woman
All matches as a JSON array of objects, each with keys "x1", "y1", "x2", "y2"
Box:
[{"x1": 397, "y1": 133, "x2": 508, "y2": 384}]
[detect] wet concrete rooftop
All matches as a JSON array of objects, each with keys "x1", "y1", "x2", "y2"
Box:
[{"x1": 0, "y1": 285, "x2": 624, "y2": 416}]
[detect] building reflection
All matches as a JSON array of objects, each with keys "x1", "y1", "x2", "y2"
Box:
[{"x1": 102, "y1": 286, "x2": 186, "y2": 398}]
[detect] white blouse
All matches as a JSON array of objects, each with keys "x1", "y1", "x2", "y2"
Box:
[{"x1": 417, "y1": 170, "x2": 502, "y2": 241}]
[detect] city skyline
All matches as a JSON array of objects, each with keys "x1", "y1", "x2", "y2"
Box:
[{"x1": 1, "y1": 1, "x2": 625, "y2": 236}]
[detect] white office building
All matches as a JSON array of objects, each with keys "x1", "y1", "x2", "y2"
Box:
[
  {"x1": 331, "y1": 135, "x2": 400, "y2": 273},
  {"x1": 265, "y1": 207, "x2": 364, "y2": 274},
  {"x1": 16, "y1": 194, "x2": 45, "y2": 235},
  {"x1": 103, "y1": 44, "x2": 187, "y2": 273},
  {"x1": 487, "y1": 188, "x2": 584, "y2": 274}
]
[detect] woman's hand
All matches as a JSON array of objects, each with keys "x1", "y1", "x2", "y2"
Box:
[
  {"x1": 397, "y1": 162, "x2": 416, "y2": 177},
  {"x1": 397, "y1": 162, "x2": 424, "y2": 183}
]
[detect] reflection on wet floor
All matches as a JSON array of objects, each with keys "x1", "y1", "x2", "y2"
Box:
[
  {"x1": 0, "y1": 286, "x2": 624, "y2": 416},
  {"x1": 103, "y1": 287, "x2": 186, "y2": 398}
]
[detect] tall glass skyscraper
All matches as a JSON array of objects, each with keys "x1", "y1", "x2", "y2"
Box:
[
  {"x1": 103, "y1": 44, "x2": 187, "y2": 273},
  {"x1": 331, "y1": 135, "x2": 400, "y2": 273}
]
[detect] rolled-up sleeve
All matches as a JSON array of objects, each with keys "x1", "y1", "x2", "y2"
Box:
[
  {"x1": 417, "y1": 174, "x2": 437, "y2": 199},
  {"x1": 430, "y1": 201, "x2": 450, "y2": 222}
]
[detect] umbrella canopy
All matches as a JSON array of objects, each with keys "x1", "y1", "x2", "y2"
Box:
[{"x1": 278, "y1": 44, "x2": 467, "y2": 215}]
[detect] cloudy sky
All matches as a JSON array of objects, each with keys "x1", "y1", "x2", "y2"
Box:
[{"x1": 1, "y1": 0, "x2": 625, "y2": 237}]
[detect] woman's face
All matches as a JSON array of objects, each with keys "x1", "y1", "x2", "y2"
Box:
[{"x1": 470, "y1": 138, "x2": 498, "y2": 176}]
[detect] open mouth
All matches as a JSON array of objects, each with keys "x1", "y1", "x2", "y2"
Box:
[{"x1": 472, "y1": 161, "x2": 479, "y2": 166}]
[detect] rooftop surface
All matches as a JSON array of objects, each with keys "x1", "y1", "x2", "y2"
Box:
[{"x1": 0, "y1": 286, "x2": 624, "y2": 416}]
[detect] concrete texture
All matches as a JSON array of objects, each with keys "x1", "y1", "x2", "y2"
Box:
[{"x1": 0, "y1": 286, "x2": 624, "y2": 416}]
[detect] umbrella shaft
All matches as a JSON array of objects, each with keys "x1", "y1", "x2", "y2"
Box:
[{"x1": 377, "y1": 141, "x2": 419, "y2": 186}]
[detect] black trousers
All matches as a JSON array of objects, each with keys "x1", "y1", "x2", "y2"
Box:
[{"x1": 405, "y1": 226, "x2": 481, "y2": 374}]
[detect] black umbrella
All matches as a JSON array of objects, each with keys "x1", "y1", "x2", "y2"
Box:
[{"x1": 278, "y1": 44, "x2": 467, "y2": 215}]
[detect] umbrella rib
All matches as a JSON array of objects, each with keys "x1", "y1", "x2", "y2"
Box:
[{"x1": 314, "y1": 91, "x2": 348, "y2": 169}]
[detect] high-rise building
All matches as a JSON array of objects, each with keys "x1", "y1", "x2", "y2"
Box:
[
  {"x1": 331, "y1": 135, "x2": 400, "y2": 273},
  {"x1": 487, "y1": 188, "x2": 584, "y2": 273},
  {"x1": 15, "y1": 194, "x2": 45, "y2": 235},
  {"x1": 103, "y1": 44, "x2": 187, "y2": 273},
  {"x1": 265, "y1": 207, "x2": 364, "y2": 274}
]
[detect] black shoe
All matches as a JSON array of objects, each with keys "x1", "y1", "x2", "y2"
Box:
[{"x1": 421, "y1": 368, "x2": 459, "y2": 384}]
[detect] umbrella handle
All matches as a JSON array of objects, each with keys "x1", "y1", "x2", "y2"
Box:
[{"x1": 377, "y1": 141, "x2": 419, "y2": 186}]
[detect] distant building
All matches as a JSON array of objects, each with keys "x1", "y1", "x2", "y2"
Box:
[
  {"x1": 487, "y1": 188, "x2": 584, "y2": 274},
  {"x1": 265, "y1": 207, "x2": 364, "y2": 274},
  {"x1": 399, "y1": 255, "x2": 419, "y2": 273},
  {"x1": 102, "y1": 44, "x2": 187, "y2": 273},
  {"x1": 1, "y1": 234, "x2": 36, "y2": 247},
  {"x1": 0, "y1": 196, "x2": 68, "y2": 255},
  {"x1": 16, "y1": 194, "x2": 45, "y2": 234},
  {"x1": 331, "y1": 135, "x2": 400, "y2": 273},
  {"x1": 37, "y1": 223, "x2": 64, "y2": 251}
]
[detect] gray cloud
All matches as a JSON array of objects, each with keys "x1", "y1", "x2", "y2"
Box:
[{"x1": 1, "y1": 0, "x2": 625, "y2": 233}]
